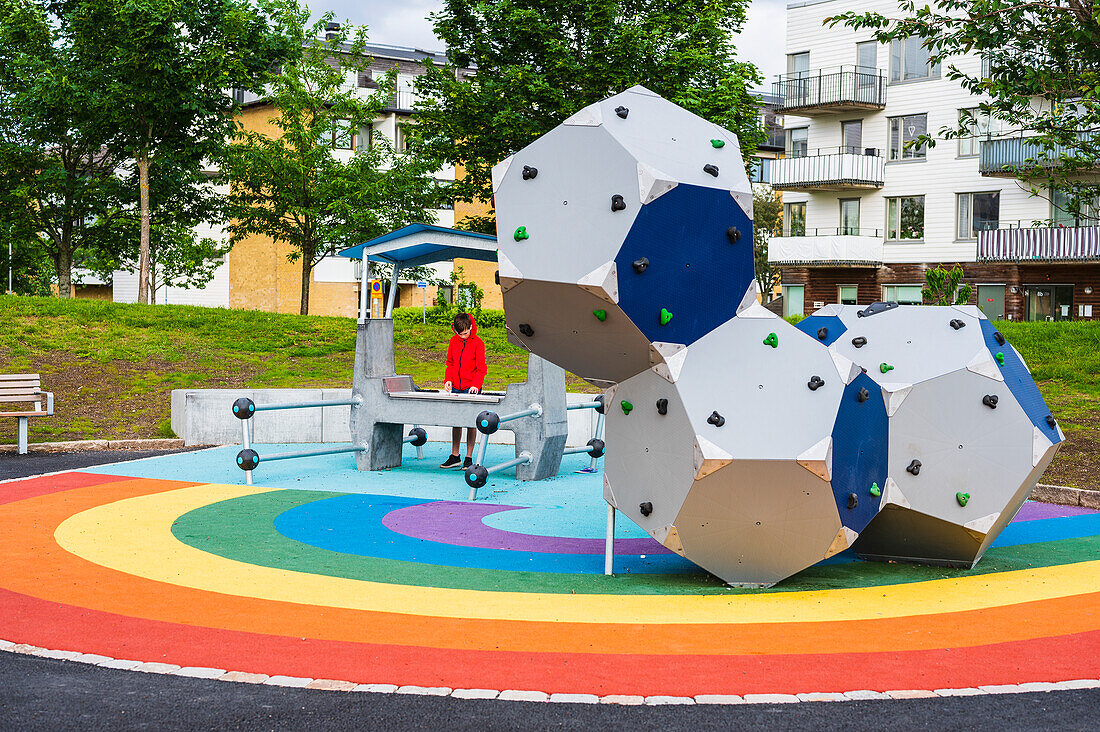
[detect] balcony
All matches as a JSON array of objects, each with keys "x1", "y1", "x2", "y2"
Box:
[
  {"x1": 768, "y1": 229, "x2": 885, "y2": 267},
  {"x1": 770, "y1": 148, "x2": 885, "y2": 191},
  {"x1": 979, "y1": 131, "x2": 1099, "y2": 176},
  {"x1": 773, "y1": 66, "x2": 887, "y2": 115},
  {"x1": 382, "y1": 90, "x2": 417, "y2": 113},
  {"x1": 977, "y1": 224, "x2": 1100, "y2": 262}
]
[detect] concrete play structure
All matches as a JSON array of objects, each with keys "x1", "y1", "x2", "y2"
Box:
[{"x1": 492, "y1": 86, "x2": 1064, "y2": 586}]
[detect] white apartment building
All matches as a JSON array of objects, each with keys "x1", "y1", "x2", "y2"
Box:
[{"x1": 768, "y1": 0, "x2": 1099, "y2": 322}]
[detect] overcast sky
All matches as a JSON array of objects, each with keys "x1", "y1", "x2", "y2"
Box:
[{"x1": 309, "y1": 0, "x2": 788, "y2": 86}]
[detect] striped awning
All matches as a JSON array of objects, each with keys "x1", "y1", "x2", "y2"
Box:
[{"x1": 977, "y1": 226, "x2": 1100, "y2": 262}]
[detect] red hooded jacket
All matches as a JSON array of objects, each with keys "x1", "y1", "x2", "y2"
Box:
[{"x1": 445, "y1": 315, "x2": 486, "y2": 391}]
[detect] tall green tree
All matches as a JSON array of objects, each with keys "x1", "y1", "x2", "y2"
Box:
[
  {"x1": 828, "y1": 1, "x2": 1100, "y2": 223},
  {"x1": 923, "y1": 264, "x2": 972, "y2": 306},
  {"x1": 412, "y1": 0, "x2": 763, "y2": 231},
  {"x1": 70, "y1": 0, "x2": 296, "y2": 303},
  {"x1": 752, "y1": 187, "x2": 783, "y2": 302},
  {"x1": 224, "y1": 13, "x2": 443, "y2": 315}
]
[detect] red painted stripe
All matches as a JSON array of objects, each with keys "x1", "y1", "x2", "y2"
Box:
[
  {"x1": 1, "y1": 586, "x2": 1097, "y2": 696},
  {"x1": 0, "y1": 472, "x2": 136, "y2": 506}
]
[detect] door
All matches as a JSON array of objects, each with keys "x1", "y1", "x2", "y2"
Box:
[
  {"x1": 1026, "y1": 285, "x2": 1073, "y2": 321},
  {"x1": 840, "y1": 198, "x2": 860, "y2": 235},
  {"x1": 977, "y1": 285, "x2": 1005, "y2": 320},
  {"x1": 841, "y1": 120, "x2": 862, "y2": 154}
]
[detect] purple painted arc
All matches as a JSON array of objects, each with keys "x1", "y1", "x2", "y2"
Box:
[
  {"x1": 381, "y1": 500, "x2": 672, "y2": 555},
  {"x1": 1013, "y1": 501, "x2": 1098, "y2": 521}
]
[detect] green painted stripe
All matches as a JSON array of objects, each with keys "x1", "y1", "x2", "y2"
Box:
[{"x1": 171, "y1": 490, "x2": 1100, "y2": 596}]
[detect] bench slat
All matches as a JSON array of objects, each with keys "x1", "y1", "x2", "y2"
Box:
[
  {"x1": 0, "y1": 394, "x2": 46, "y2": 403},
  {"x1": 0, "y1": 386, "x2": 43, "y2": 395},
  {"x1": 0, "y1": 411, "x2": 50, "y2": 418},
  {"x1": 0, "y1": 373, "x2": 40, "y2": 382}
]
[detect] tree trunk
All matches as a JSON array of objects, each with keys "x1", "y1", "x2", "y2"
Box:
[
  {"x1": 300, "y1": 254, "x2": 311, "y2": 315},
  {"x1": 56, "y1": 217, "x2": 73, "y2": 298},
  {"x1": 136, "y1": 154, "x2": 152, "y2": 304}
]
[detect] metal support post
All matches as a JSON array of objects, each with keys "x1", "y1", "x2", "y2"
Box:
[
  {"x1": 589, "y1": 411, "x2": 606, "y2": 471},
  {"x1": 241, "y1": 418, "x2": 253, "y2": 486},
  {"x1": 604, "y1": 502, "x2": 615, "y2": 576},
  {"x1": 414, "y1": 424, "x2": 424, "y2": 459},
  {"x1": 16, "y1": 416, "x2": 28, "y2": 455},
  {"x1": 357, "y1": 260, "x2": 370, "y2": 324},
  {"x1": 385, "y1": 261, "x2": 399, "y2": 317}
]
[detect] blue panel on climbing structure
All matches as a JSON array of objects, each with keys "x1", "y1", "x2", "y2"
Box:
[
  {"x1": 794, "y1": 314, "x2": 846, "y2": 346},
  {"x1": 614, "y1": 184, "x2": 754, "y2": 346},
  {"x1": 979, "y1": 320, "x2": 1063, "y2": 443},
  {"x1": 829, "y1": 372, "x2": 889, "y2": 533}
]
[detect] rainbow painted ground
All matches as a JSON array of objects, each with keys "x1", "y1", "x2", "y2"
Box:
[{"x1": 1, "y1": 443, "x2": 1098, "y2": 697}]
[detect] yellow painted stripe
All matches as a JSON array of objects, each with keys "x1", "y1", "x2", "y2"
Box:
[{"x1": 54, "y1": 484, "x2": 1100, "y2": 625}]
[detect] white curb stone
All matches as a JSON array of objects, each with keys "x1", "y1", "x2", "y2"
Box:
[
  {"x1": 1056, "y1": 679, "x2": 1100, "y2": 690},
  {"x1": 264, "y1": 675, "x2": 313, "y2": 688},
  {"x1": 743, "y1": 693, "x2": 799, "y2": 704},
  {"x1": 645, "y1": 696, "x2": 694, "y2": 705},
  {"x1": 451, "y1": 689, "x2": 499, "y2": 700},
  {"x1": 549, "y1": 693, "x2": 600, "y2": 704},
  {"x1": 98, "y1": 659, "x2": 142, "y2": 670},
  {"x1": 934, "y1": 688, "x2": 985, "y2": 697},
  {"x1": 978, "y1": 684, "x2": 1028, "y2": 694},
  {"x1": 886, "y1": 689, "x2": 937, "y2": 699},
  {"x1": 843, "y1": 690, "x2": 889, "y2": 700},
  {"x1": 497, "y1": 690, "x2": 550, "y2": 702},
  {"x1": 797, "y1": 692, "x2": 847, "y2": 702},
  {"x1": 135, "y1": 662, "x2": 181, "y2": 674},
  {"x1": 396, "y1": 685, "x2": 451, "y2": 696},
  {"x1": 175, "y1": 667, "x2": 226, "y2": 679},
  {"x1": 74, "y1": 654, "x2": 114, "y2": 665},
  {"x1": 600, "y1": 695, "x2": 645, "y2": 705},
  {"x1": 694, "y1": 695, "x2": 746, "y2": 704},
  {"x1": 33, "y1": 649, "x2": 83, "y2": 661},
  {"x1": 220, "y1": 671, "x2": 269, "y2": 684},
  {"x1": 307, "y1": 679, "x2": 357, "y2": 691},
  {"x1": 354, "y1": 684, "x2": 398, "y2": 693}
]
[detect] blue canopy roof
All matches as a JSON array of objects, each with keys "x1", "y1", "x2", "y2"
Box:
[{"x1": 338, "y1": 224, "x2": 498, "y2": 268}]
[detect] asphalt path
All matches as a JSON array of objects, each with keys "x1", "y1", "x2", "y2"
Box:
[{"x1": 1, "y1": 449, "x2": 1098, "y2": 730}]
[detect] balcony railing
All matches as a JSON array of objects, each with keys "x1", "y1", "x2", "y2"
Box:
[
  {"x1": 768, "y1": 231, "x2": 884, "y2": 267},
  {"x1": 977, "y1": 225, "x2": 1100, "y2": 262},
  {"x1": 382, "y1": 90, "x2": 417, "y2": 112},
  {"x1": 979, "y1": 131, "x2": 1099, "y2": 176},
  {"x1": 771, "y1": 148, "x2": 885, "y2": 191},
  {"x1": 773, "y1": 66, "x2": 887, "y2": 115}
]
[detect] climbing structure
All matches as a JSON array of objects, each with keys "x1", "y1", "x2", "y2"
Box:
[{"x1": 493, "y1": 87, "x2": 1061, "y2": 586}]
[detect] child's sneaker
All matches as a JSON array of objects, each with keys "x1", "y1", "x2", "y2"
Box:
[
  {"x1": 440, "y1": 454, "x2": 462, "y2": 469},
  {"x1": 463, "y1": 457, "x2": 473, "y2": 469}
]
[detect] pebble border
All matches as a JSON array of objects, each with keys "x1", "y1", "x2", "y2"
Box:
[{"x1": 4, "y1": 639, "x2": 1097, "y2": 704}]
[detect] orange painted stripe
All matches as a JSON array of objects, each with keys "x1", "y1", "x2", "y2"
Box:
[{"x1": 0, "y1": 478, "x2": 1097, "y2": 657}]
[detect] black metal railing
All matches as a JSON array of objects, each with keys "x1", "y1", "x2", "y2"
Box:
[
  {"x1": 785, "y1": 145, "x2": 883, "y2": 160},
  {"x1": 773, "y1": 66, "x2": 887, "y2": 113},
  {"x1": 781, "y1": 227, "x2": 884, "y2": 238},
  {"x1": 772, "y1": 150, "x2": 886, "y2": 190}
]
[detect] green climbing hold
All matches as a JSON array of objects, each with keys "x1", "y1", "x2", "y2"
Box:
[
  {"x1": 659, "y1": 308, "x2": 673, "y2": 325},
  {"x1": 710, "y1": 139, "x2": 725, "y2": 148},
  {"x1": 995, "y1": 351, "x2": 1005, "y2": 365},
  {"x1": 513, "y1": 226, "x2": 529, "y2": 241},
  {"x1": 956, "y1": 492, "x2": 970, "y2": 507},
  {"x1": 880, "y1": 363, "x2": 894, "y2": 373},
  {"x1": 621, "y1": 400, "x2": 633, "y2": 415},
  {"x1": 763, "y1": 332, "x2": 779, "y2": 348},
  {"x1": 869, "y1": 482, "x2": 881, "y2": 497},
  {"x1": 593, "y1": 309, "x2": 607, "y2": 321}
]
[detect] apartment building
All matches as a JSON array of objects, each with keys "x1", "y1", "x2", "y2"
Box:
[{"x1": 768, "y1": 0, "x2": 1099, "y2": 322}]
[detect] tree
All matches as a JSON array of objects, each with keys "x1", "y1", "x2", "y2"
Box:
[
  {"x1": 828, "y1": 1, "x2": 1100, "y2": 223},
  {"x1": 752, "y1": 187, "x2": 783, "y2": 302},
  {"x1": 413, "y1": 0, "x2": 764, "y2": 230},
  {"x1": 922, "y1": 264, "x2": 972, "y2": 306},
  {"x1": 224, "y1": 14, "x2": 444, "y2": 315},
  {"x1": 70, "y1": 0, "x2": 296, "y2": 303}
]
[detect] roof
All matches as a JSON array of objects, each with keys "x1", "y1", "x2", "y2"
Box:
[{"x1": 338, "y1": 224, "x2": 498, "y2": 268}]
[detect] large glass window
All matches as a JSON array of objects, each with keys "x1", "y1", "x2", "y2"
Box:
[
  {"x1": 839, "y1": 285, "x2": 858, "y2": 305},
  {"x1": 840, "y1": 198, "x2": 860, "y2": 235},
  {"x1": 749, "y1": 157, "x2": 772, "y2": 184},
  {"x1": 1051, "y1": 187, "x2": 1100, "y2": 227},
  {"x1": 787, "y1": 52, "x2": 809, "y2": 75},
  {"x1": 888, "y1": 115, "x2": 927, "y2": 160},
  {"x1": 957, "y1": 108, "x2": 1000, "y2": 157},
  {"x1": 787, "y1": 127, "x2": 808, "y2": 158},
  {"x1": 333, "y1": 119, "x2": 354, "y2": 150},
  {"x1": 883, "y1": 284, "x2": 924, "y2": 304},
  {"x1": 784, "y1": 285, "x2": 805, "y2": 317},
  {"x1": 783, "y1": 202, "x2": 806, "y2": 236},
  {"x1": 957, "y1": 192, "x2": 1000, "y2": 240},
  {"x1": 886, "y1": 196, "x2": 925, "y2": 241},
  {"x1": 889, "y1": 37, "x2": 940, "y2": 82}
]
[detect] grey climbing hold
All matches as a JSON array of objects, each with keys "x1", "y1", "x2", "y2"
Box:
[
  {"x1": 950, "y1": 319, "x2": 966, "y2": 330},
  {"x1": 857, "y1": 387, "x2": 870, "y2": 403},
  {"x1": 847, "y1": 493, "x2": 858, "y2": 510},
  {"x1": 726, "y1": 226, "x2": 741, "y2": 244},
  {"x1": 656, "y1": 398, "x2": 668, "y2": 415},
  {"x1": 703, "y1": 163, "x2": 719, "y2": 177},
  {"x1": 632, "y1": 257, "x2": 649, "y2": 274},
  {"x1": 615, "y1": 106, "x2": 629, "y2": 119},
  {"x1": 639, "y1": 501, "x2": 652, "y2": 517},
  {"x1": 817, "y1": 327, "x2": 828, "y2": 341},
  {"x1": 1046, "y1": 414, "x2": 1057, "y2": 428},
  {"x1": 852, "y1": 336, "x2": 867, "y2": 348},
  {"x1": 993, "y1": 331, "x2": 1006, "y2": 346},
  {"x1": 906, "y1": 459, "x2": 922, "y2": 476},
  {"x1": 857, "y1": 301, "x2": 899, "y2": 318}
]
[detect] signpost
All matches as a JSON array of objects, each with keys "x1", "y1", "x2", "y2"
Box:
[{"x1": 417, "y1": 281, "x2": 428, "y2": 323}]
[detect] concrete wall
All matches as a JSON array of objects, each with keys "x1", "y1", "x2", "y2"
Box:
[{"x1": 172, "y1": 388, "x2": 603, "y2": 447}]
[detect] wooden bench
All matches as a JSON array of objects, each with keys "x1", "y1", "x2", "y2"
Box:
[{"x1": 0, "y1": 374, "x2": 54, "y2": 454}]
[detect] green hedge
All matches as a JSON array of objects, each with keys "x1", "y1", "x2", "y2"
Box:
[{"x1": 392, "y1": 306, "x2": 506, "y2": 328}]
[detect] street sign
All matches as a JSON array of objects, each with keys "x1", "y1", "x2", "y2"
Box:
[{"x1": 416, "y1": 281, "x2": 428, "y2": 289}]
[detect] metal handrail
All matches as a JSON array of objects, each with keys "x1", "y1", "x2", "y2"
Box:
[
  {"x1": 778, "y1": 228, "x2": 884, "y2": 238},
  {"x1": 774, "y1": 66, "x2": 886, "y2": 111},
  {"x1": 786, "y1": 146, "x2": 883, "y2": 159}
]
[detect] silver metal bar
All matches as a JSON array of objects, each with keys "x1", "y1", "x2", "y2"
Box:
[
  {"x1": 260, "y1": 444, "x2": 366, "y2": 462},
  {"x1": 497, "y1": 407, "x2": 539, "y2": 424},
  {"x1": 402, "y1": 433, "x2": 421, "y2": 445},
  {"x1": 590, "y1": 411, "x2": 606, "y2": 471},
  {"x1": 385, "y1": 261, "x2": 399, "y2": 317},
  {"x1": 414, "y1": 424, "x2": 424, "y2": 459},
  {"x1": 253, "y1": 397, "x2": 361, "y2": 412},
  {"x1": 604, "y1": 502, "x2": 615, "y2": 576},
  {"x1": 566, "y1": 401, "x2": 601, "y2": 411},
  {"x1": 241, "y1": 419, "x2": 253, "y2": 486},
  {"x1": 562, "y1": 444, "x2": 597, "y2": 455},
  {"x1": 16, "y1": 416, "x2": 27, "y2": 455},
  {"x1": 357, "y1": 260, "x2": 369, "y2": 324},
  {"x1": 485, "y1": 452, "x2": 531, "y2": 476},
  {"x1": 476, "y1": 431, "x2": 489, "y2": 466}
]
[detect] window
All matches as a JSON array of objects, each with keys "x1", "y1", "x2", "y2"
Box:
[
  {"x1": 840, "y1": 198, "x2": 860, "y2": 235},
  {"x1": 889, "y1": 37, "x2": 939, "y2": 82},
  {"x1": 841, "y1": 120, "x2": 862, "y2": 154},
  {"x1": 888, "y1": 115, "x2": 927, "y2": 160},
  {"x1": 435, "y1": 179, "x2": 454, "y2": 210},
  {"x1": 839, "y1": 285, "x2": 858, "y2": 305},
  {"x1": 783, "y1": 202, "x2": 806, "y2": 236},
  {"x1": 1051, "y1": 187, "x2": 1100, "y2": 227},
  {"x1": 787, "y1": 52, "x2": 809, "y2": 75},
  {"x1": 856, "y1": 42, "x2": 877, "y2": 72},
  {"x1": 784, "y1": 285, "x2": 805, "y2": 317},
  {"x1": 883, "y1": 285, "x2": 924, "y2": 304},
  {"x1": 357, "y1": 124, "x2": 373, "y2": 151},
  {"x1": 886, "y1": 196, "x2": 924, "y2": 241},
  {"x1": 958, "y1": 108, "x2": 1000, "y2": 157},
  {"x1": 957, "y1": 192, "x2": 1000, "y2": 240},
  {"x1": 749, "y1": 157, "x2": 772, "y2": 184},
  {"x1": 787, "y1": 127, "x2": 808, "y2": 158},
  {"x1": 333, "y1": 119, "x2": 354, "y2": 150}
]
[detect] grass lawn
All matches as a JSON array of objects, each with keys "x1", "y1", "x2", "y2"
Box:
[{"x1": 0, "y1": 295, "x2": 1096, "y2": 489}]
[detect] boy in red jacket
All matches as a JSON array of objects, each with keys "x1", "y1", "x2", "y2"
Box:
[{"x1": 440, "y1": 312, "x2": 487, "y2": 469}]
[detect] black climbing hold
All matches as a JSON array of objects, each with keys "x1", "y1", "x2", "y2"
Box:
[
  {"x1": 464, "y1": 464, "x2": 489, "y2": 489},
  {"x1": 632, "y1": 257, "x2": 649, "y2": 274},
  {"x1": 707, "y1": 411, "x2": 725, "y2": 427},
  {"x1": 475, "y1": 410, "x2": 501, "y2": 435},
  {"x1": 639, "y1": 501, "x2": 653, "y2": 517},
  {"x1": 847, "y1": 493, "x2": 858, "y2": 510},
  {"x1": 856, "y1": 301, "x2": 900, "y2": 318},
  {"x1": 950, "y1": 319, "x2": 966, "y2": 330},
  {"x1": 1046, "y1": 414, "x2": 1057, "y2": 428},
  {"x1": 407, "y1": 427, "x2": 427, "y2": 447},
  {"x1": 726, "y1": 226, "x2": 741, "y2": 244},
  {"x1": 703, "y1": 163, "x2": 719, "y2": 177},
  {"x1": 521, "y1": 165, "x2": 538, "y2": 180},
  {"x1": 817, "y1": 327, "x2": 828, "y2": 341},
  {"x1": 236, "y1": 449, "x2": 259, "y2": 471},
  {"x1": 586, "y1": 438, "x2": 605, "y2": 459},
  {"x1": 857, "y1": 387, "x2": 870, "y2": 403},
  {"x1": 655, "y1": 398, "x2": 668, "y2": 415},
  {"x1": 906, "y1": 459, "x2": 922, "y2": 476},
  {"x1": 615, "y1": 106, "x2": 629, "y2": 119},
  {"x1": 232, "y1": 397, "x2": 256, "y2": 420},
  {"x1": 594, "y1": 394, "x2": 606, "y2": 415},
  {"x1": 807, "y1": 375, "x2": 825, "y2": 391},
  {"x1": 494, "y1": 270, "x2": 499, "y2": 285},
  {"x1": 993, "y1": 331, "x2": 1006, "y2": 346},
  {"x1": 982, "y1": 394, "x2": 999, "y2": 409},
  {"x1": 518, "y1": 323, "x2": 534, "y2": 337},
  {"x1": 611, "y1": 194, "x2": 626, "y2": 212},
  {"x1": 852, "y1": 336, "x2": 867, "y2": 348}
]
